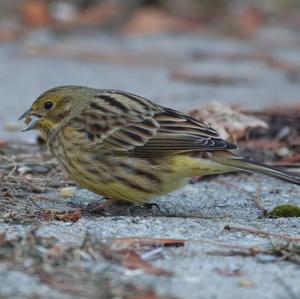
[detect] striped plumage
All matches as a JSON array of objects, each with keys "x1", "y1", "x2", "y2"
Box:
[{"x1": 19, "y1": 86, "x2": 300, "y2": 203}]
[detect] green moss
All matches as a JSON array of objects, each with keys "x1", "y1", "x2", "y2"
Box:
[{"x1": 269, "y1": 204, "x2": 300, "y2": 218}]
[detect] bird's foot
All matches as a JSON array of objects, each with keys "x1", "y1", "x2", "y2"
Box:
[{"x1": 139, "y1": 202, "x2": 166, "y2": 216}]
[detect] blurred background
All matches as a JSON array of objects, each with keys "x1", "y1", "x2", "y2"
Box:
[{"x1": 0, "y1": 0, "x2": 300, "y2": 142}]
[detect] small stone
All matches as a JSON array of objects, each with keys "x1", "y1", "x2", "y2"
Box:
[
  {"x1": 2, "y1": 212, "x2": 17, "y2": 219},
  {"x1": 4, "y1": 122, "x2": 21, "y2": 132},
  {"x1": 59, "y1": 187, "x2": 76, "y2": 198},
  {"x1": 18, "y1": 166, "x2": 32, "y2": 175},
  {"x1": 275, "y1": 147, "x2": 291, "y2": 158},
  {"x1": 239, "y1": 279, "x2": 255, "y2": 287},
  {"x1": 256, "y1": 253, "x2": 278, "y2": 263}
]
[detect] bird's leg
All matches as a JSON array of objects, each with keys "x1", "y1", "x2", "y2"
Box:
[
  {"x1": 67, "y1": 197, "x2": 115, "y2": 213},
  {"x1": 85, "y1": 197, "x2": 115, "y2": 213}
]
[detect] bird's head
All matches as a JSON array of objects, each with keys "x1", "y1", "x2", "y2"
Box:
[{"x1": 18, "y1": 86, "x2": 86, "y2": 137}]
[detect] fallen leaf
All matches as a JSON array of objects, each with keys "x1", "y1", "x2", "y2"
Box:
[
  {"x1": 239, "y1": 6, "x2": 264, "y2": 33},
  {"x1": 275, "y1": 153, "x2": 300, "y2": 165},
  {"x1": 102, "y1": 247, "x2": 172, "y2": 276},
  {"x1": 189, "y1": 102, "x2": 268, "y2": 141},
  {"x1": 0, "y1": 139, "x2": 7, "y2": 147},
  {"x1": 40, "y1": 209, "x2": 81, "y2": 222},
  {"x1": 0, "y1": 27, "x2": 20, "y2": 43},
  {"x1": 121, "y1": 249, "x2": 172, "y2": 276},
  {"x1": 21, "y1": 0, "x2": 52, "y2": 27},
  {"x1": 124, "y1": 8, "x2": 198, "y2": 35},
  {"x1": 70, "y1": 2, "x2": 122, "y2": 27}
]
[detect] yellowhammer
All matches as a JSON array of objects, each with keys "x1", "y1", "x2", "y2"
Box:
[{"x1": 19, "y1": 86, "x2": 300, "y2": 204}]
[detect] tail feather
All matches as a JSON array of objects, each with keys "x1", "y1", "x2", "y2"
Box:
[{"x1": 212, "y1": 156, "x2": 300, "y2": 186}]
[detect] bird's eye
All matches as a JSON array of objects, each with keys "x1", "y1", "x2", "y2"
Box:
[{"x1": 44, "y1": 101, "x2": 54, "y2": 110}]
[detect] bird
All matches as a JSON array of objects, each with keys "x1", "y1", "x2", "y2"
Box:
[{"x1": 19, "y1": 85, "x2": 300, "y2": 206}]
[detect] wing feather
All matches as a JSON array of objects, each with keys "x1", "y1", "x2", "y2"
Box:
[{"x1": 64, "y1": 90, "x2": 237, "y2": 156}]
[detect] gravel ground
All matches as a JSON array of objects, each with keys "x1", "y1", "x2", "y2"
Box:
[
  {"x1": 0, "y1": 26, "x2": 300, "y2": 299},
  {"x1": 1, "y1": 175, "x2": 300, "y2": 299}
]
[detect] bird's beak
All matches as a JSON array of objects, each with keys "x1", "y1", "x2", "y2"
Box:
[
  {"x1": 18, "y1": 109, "x2": 32, "y2": 121},
  {"x1": 18, "y1": 109, "x2": 41, "y2": 132}
]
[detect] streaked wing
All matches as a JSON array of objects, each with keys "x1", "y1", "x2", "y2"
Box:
[
  {"x1": 66, "y1": 90, "x2": 237, "y2": 156},
  {"x1": 127, "y1": 107, "x2": 237, "y2": 156},
  {"x1": 64, "y1": 90, "x2": 160, "y2": 150}
]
